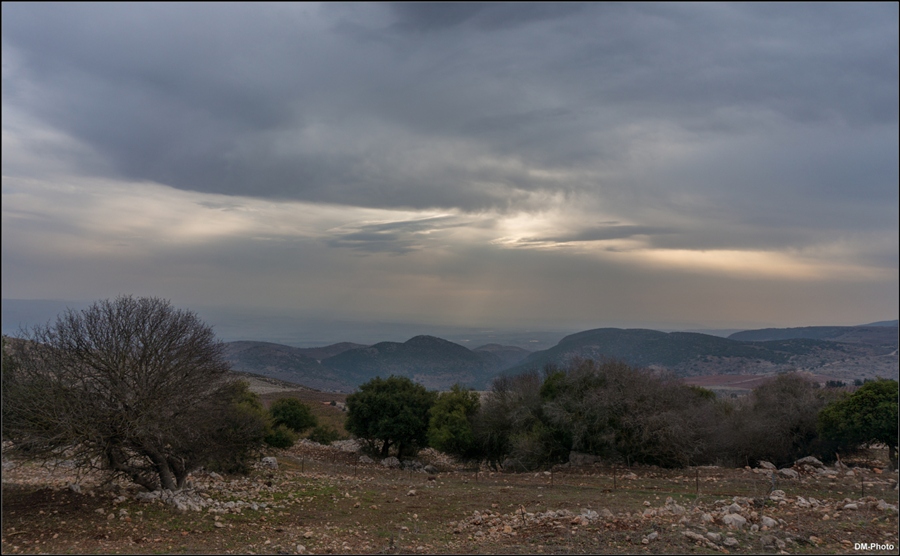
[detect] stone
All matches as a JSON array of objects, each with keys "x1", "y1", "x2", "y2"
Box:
[
  {"x1": 214, "y1": 521, "x2": 225, "y2": 528},
  {"x1": 683, "y1": 531, "x2": 706, "y2": 542},
  {"x1": 758, "y1": 460, "x2": 776, "y2": 470},
  {"x1": 722, "y1": 513, "x2": 747, "y2": 529},
  {"x1": 795, "y1": 456, "x2": 824, "y2": 468},
  {"x1": 706, "y1": 532, "x2": 721, "y2": 542},
  {"x1": 358, "y1": 455, "x2": 374, "y2": 464},
  {"x1": 723, "y1": 537, "x2": 740, "y2": 548},
  {"x1": 842, "y1": 503, "x2": 858, "y2": 511},
  {"x1": 760, "y1": 515, "x2": 778, "y2": 528},
  {"x1": 769, "y1": 490, "x2": 786, "y2": 500},
  {"x1": 777, "y1": 468, "x2": 799, "y2": 479},
  {"x1": 381, "y1": 457, "x2": 401, "y2": 468},
  {"x1": 423, "y1": 464, "x2": 438, "y2": 474},
  {"x1": 647, "y1": 531, "x2": 659, "y2": 542},
  {"x1": 581, "y1": 509, "x2": 599, "y2": 520},
  {"x1": 260, "y1": 457, "x2": 278, "y2": 470},
  {"x1": 569, "y1": 451, "x2": 601, "y2": 466}
]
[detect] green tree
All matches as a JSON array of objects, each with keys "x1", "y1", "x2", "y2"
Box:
[
  {"x1": 206, "y1": 380, "x2": 272, "y2": 473},
  {"x1": 427, "y1": 384, "x2": 481, "y2": 461},
  {"x1": 819, "y1": 379, "x2": 899, "y2": 469},
  {"x1": 345, "y1": 376, "x2": 436, "y2": 458},
  {"x1": 1, "y1": 296, "x2": 267, "y2": 491},
  {"x1": 270, "y1": 398, "x2": 318, "y2": 433}
]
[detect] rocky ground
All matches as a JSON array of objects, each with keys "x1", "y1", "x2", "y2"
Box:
[{"x1": 2, "y1": 441, "x2": 898, "y2": 554}]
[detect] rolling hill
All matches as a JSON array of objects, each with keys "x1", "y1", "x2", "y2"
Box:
[
  {"x1": 223, "y1": 336, "x2": 525, "y2": 392},
  {"x1": 727, "y1": 324, "x2": 898, "y2": 346},
  {"x1": 504, "y1": 327, "x2": 898, "y2": 381},
  {"x1": 322, "y1": 335, "x2": 508, "y2": 390}
]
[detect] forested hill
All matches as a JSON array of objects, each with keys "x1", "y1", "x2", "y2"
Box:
[
  {"x1": 727, "y1": 324, "x2": 898, "y2": 345},
  {"x1": 506, "y1": 327, "x2": 898, "y2": 380},
  {"x1": 223, "y1": 325, "x2": 898, "y2": 392},
  {"x1": 322, "y1": 335, "x2": 509, "y2": 390},
  {"x1": 223, "y1": 336, "x2": 528, "y2": 392}
]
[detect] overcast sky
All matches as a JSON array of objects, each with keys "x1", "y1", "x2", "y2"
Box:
[{"x1": 2, "y1": 3, "x2": 898, "y2": 339}]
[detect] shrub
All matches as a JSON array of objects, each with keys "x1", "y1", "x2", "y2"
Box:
[
  {"x1": 308, "y1": 425, "x2": 343, "y2": 445},
  {"x1": 270, "y1": 398, "x2": 318, "y2": 433},
  {"x1": 264, "y1": 424, "x2": 298, "y2": 449},
  {"x1": 346, "y1": 376, "x2": 436, "y2": 458}
]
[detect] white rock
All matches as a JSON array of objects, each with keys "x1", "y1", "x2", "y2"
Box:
[
  {"x1": 777, "y1": 468, "x2": 799, "y2": 479},
  {"x1": 722, "y1": 513, "x2": 747, "y2": 529},
  {"x1": 260, "y1": 457, "x2": 278, "y2": 470}
]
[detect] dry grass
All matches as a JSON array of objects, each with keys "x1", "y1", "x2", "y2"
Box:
[{"x1": 3, "y1": 443, "x2": 898, "y2": 555}]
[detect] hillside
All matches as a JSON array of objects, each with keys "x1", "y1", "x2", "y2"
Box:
[
  {"x1": 223, "y1": 341, "x2": 355, "y2": 392},
  {"x1": 506, "y1": 327, "x2": 898, "y2": 381},
  {"x1": 472, "y1": 343, "x2": 532, "y2": 369},
  {"x1": 728, "y1": 324, "x2": 898, "y2": 346},
  {"x1": 223, "y1": 336, "x2": 521, "y2": 391},
  {"x1": 322, "y1": 335, "x2": 506, "y2": 390}
]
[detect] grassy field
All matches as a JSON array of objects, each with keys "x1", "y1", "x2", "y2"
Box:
[{"x1": 2, "y1": 440, "x2": 898, "y2": 555}]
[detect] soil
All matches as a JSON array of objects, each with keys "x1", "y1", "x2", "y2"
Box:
[{"x1": 2, "y1": 443, "x2": 898, "y2": 555}]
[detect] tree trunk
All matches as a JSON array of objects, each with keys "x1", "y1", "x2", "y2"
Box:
[
  {"x1": 147, "y1": 450, "x2": 177, "y2": 491},
  {"x1": 889, "y1": 444, "x2": 897, "y2": 471},
  {"x1": 380, "y1": 440, "x2": 391, "y2": 458}
]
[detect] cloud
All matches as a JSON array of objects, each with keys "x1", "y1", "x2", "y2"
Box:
[{"x1": 2, "y1": 3, "x2": 897, "y2": 331}]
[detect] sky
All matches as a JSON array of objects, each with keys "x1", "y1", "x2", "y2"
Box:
[{"x1": 2, "y1": 3, "x2": 898, "y2": 343}]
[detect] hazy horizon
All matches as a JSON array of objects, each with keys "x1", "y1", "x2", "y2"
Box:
[
  {"x1": 3, "y1": 297, "x2": 895, "y2": 352},
  {"x1": 3, "y1": 4, "x2": 897, "y2": 335}
]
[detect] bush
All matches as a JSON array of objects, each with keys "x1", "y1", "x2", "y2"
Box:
[
  {"x1": 1, "y1": 297, "x2": 266, "y2": 491},
  {"x1": 718, "y1": 373, "x2": 835, "y2": 467},
  {"x1": 819, "y1": 379, "x2": 899, "y2": 469},
  {"x1": 270, "y1": 398, "x2": 318, "y2": 433},
  {"x1": 308, "y1": 425, "x2": 343, "y2": 445},
  {"x1": 346, "y1": 376, "x2": 436, "y2": 458},
  {"x1": 264, "y1": 424, "x2": 298, "y2": 449},
  {"x1": 427, "y1": 385, "x2": 482, "y2": 461}
]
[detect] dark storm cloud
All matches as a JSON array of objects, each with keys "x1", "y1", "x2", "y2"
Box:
[{"x1": 2, "y1": 3, "x2": 897, "y2": 244}]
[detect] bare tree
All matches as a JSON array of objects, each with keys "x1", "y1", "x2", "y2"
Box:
[{"x1": 2, "y1": 296, "x2": 264, "y2": 491}]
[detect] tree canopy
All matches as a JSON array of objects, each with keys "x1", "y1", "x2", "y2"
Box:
[
  {"x1": 345, "y1": 375, "x2": 436, "y2": 458},
  {"x1": 1, "y1": 296, "x2": 267, "y2": 490},
  {"x1": 818, "y1": 379, "x2": 899, "y2": 469},
  {"x1": 270, "y1": 398, "x2": 318, "y2": 433},
  {"x1": 427, "y1": 384, "x2": 481, "y2": 461}
]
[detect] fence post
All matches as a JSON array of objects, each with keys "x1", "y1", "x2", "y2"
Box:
[{"x1": 695, "y1": 469, "x2": 700, "y2": 497}]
